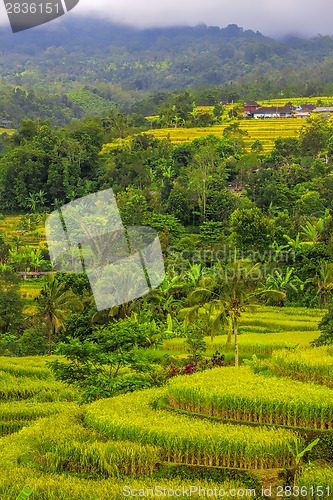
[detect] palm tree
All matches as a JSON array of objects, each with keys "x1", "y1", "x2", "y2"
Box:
[
  {"x1": 37, "y1": 275, "x2": 83, "y2": 355},
  {"x1": 181, "y1": 261, "x2": 281, "y2": 366},
  {"x1": 315, "y1": 261, "x2": 333, "y2": 308}
]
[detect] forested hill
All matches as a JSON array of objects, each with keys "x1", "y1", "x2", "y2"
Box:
[
  {"x1": 2, "y1": 18, "x2": 333, "y2": 126},
  {"x1": 1, "y1": 17, "x2": 333, "y2": 94}
]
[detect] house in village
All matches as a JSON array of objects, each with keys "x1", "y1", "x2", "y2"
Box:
[
  {"x1": 243, "y1": 101, "x2": 259, "y2": 116},
  {"x1": 294, "y1": 104, "x2": 315, "y2": 119},
  {"x1": 313, "y1": 106, "x2": 333, "y2": 118},
  {"x1": 228, "y1": 177, "x2": 242, "y2": 192},
  {"x1": 0, "y1": 119, "x2": 11, "y2": 128},
  {"x1": 253, "y1": 105, "x2": 294, "y2": 119},
  {"x1": 243, "y1": 102, "x2": 320, "y2": 119}
]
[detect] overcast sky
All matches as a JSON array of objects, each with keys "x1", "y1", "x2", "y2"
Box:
[{"x1": 0, "y1": 0, "x2": 332, "y2": 38}]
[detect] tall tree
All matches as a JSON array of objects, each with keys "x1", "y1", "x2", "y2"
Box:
[
  {"x1": 0, "y1": 267, "x2": 24, "y2": 337},
  {"x1": 37, "y1": 275, "x2": 83, "y2": 355},
  {"x1": 181, "y1": 261, "x2": 284, "y2": 366}
]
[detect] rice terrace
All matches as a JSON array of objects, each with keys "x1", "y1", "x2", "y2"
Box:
[{"x1": 1, "y1": 305, "x2": 333, "y2": 498}]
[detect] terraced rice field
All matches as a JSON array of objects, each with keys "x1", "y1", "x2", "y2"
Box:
[
  {"x1": 101, "y1": 118, "x2": 309, "y2": 154},
  {"x1": 164, "y1": 306, "x2": 324, "y2": 355},
  {"x1": 148, "y1": 119, "x2": 306, "y2": 153},
  {"x1": 0, "y1": 127, "x2": 15, "y2": 135},
  {"x1": 125, "y1": 97, "x2": 333, "y2": 153},
  {"x1": 85, "y1": 388, "x2": 299, "y2": 470},
  {"x1": 299, "y1": 466, "x2": 333, "y2": 496},
  {"x1": 1, "y1": 317, "x2": 333, "y2": 498},
  {"x1": 0, "y1": 357, "x2": 259, "y2": 498},
  {"x1": 0, "y1": 214, "x2": 48, "y2": 310},
  {"x1": 0, "y1": 214, "x2": 46, "y2": 247},
  {"x1": 265, "y1": 347, "x2": 333, "y2": 387},
  {"x1": 168, "y1": 366, "x2": 333, "y2": 429},
  {"x1": 0, "y1": 356, "x2": 76, "y2": 437}
]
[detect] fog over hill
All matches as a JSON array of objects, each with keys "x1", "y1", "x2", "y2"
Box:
[{"x1": 1, "y1": 0, "x2": 332, "y2": 38}]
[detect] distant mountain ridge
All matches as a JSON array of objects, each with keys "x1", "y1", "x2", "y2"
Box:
[
  {"x1": 0, "y1": 19, "x2": 267, "y2": 54},
  {"x1": 0, "y1": 17, "x2": 333, "y2": 105}
]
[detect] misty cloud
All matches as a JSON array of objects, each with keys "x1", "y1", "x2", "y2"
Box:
[
  {"x1": 75, "y1": 0, "x2": 333, "y2": 38},
  {"x1": 0, "y1": 0, "x2": 332, "y2": 37}
]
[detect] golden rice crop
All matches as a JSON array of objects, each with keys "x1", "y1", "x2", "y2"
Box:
[
  {"x1": 0, "y1": 401, "x2": 76, "y2": 423},
  {"x1": 0, "y1": 371, "x2": 76, "y2": 401},
  {"x1": 0, "y1": 401, "x2": 76, "y2": 436},
  {"x1": 85, "y1": 387, "x2": 301, "y2": 470},
  {"x1": 38, "y1": 439, "x2": 160, "y2": 477},
  {"x1": 145, "y1": 119, "x2": 304, "y2": 151},
  {"x1": 167, "y1": 367, "x2": 333, "y2": 430},
  {"x1": 0, "y1": 471, "x2": 251, "y2": 500},
  {"x1": 0, "y1": 411, "x2": 251, "y2": 498},
  {"x1": 267, "y1": 347, "x2": 333, "y2": 388},
  {"x1": 101, "y1": 117, "x2": 305, "y2": 152},
  {"x1": 261, "y1": 96, "x2": 333, "y2": 106},
  {"x1": 29, "y1": 411, "x2": 160, "y2": 477},
  {"x1": 0, "y1": 356, "x2": 54, "y2": 380}
]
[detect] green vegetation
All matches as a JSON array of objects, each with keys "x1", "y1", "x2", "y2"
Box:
[
  {"x1": 4, "y1": 8, "x2": 333, "y2": 497},
  {"x1": 299, "y1": 466, "x2": 333, "y2": 495},
  {"x1": 0, "y1": 357, "x2": 260, "y2": 498},
  {"x1": 3, "y1": 20, "x2": 333, "y2": 125}
]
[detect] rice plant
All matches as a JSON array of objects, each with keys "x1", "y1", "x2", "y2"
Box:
[
  {"x1": 0, "y1": 356, "x2": 77, "y2": 402},
  {"x1": 267, "y1": 347, "x2": 333, "y2": 387},
  {"x1": 0, "y1": 401, "x2": 77, "y2": 436},
  {"x1": 85, "y1": 387, "x2": 301, "y2": 470},
  {"x1": 0, "y1": 356, "x2": 55, "y2": 380},
  {"x1": 38, "y1": 439, "x2": 160, "y2": 477},
  {"x1": 28, "y1": 410, "x2": 161, "y2": 477},
  {"x1": 0, "y1": 371, "x2": 75, "y2": 401},
  {"x1": 167, "y1": 367, "x2": 333, "y2": 430},
  {"x1": 0, "y1": 472, "x2": 251, "y2": 500},
  {"x1": 0, "y1": 411, "x2": 250, "y2": 499}
]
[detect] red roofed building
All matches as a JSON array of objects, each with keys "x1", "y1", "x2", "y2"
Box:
[{"x1": 243, "y1": 101, "x2": 259, "y2": 115}]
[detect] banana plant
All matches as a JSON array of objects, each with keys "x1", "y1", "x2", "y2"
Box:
[
  {"x1": 263, "y1": 267, "x2": 309, "y2": 304},
  {"x1": 16, "y1": 487, "x2": 33, "y2": 500},
  {"x1": 287, "y1": 437, "x2": 319, "y2": 487}
]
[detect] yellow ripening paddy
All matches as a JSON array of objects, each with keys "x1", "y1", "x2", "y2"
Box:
[
  {"x1": 101, "y1": 119, "x2": 306, "y2": 154},
  {"x1": 0, "y1": 128, "x2": 15, "y2": 135},
  {"x1": 149, "y1": 118, "x2": 305, "y2": 152}
]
